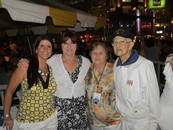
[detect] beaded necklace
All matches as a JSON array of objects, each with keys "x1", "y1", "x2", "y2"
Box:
[{"x1": 38, "y1": 69, "x2": 49, "y2": 77}]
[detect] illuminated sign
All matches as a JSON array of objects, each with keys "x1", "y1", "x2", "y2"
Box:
[
  {"x1": 148, "y1": 0, "x2": 165, "y2": 9},
  {"x1": 153, "y1": 0, "x2": 161, "y2": 6}
]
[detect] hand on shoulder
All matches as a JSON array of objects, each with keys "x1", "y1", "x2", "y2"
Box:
[{"x1": 17, "y1": 58, "x2": 29, "y2": 69}]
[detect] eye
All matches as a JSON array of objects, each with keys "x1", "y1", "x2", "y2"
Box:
[
  {"x1": 47, "y1": 45, "x2": 52, "y2": 48},
  {"x1": 92, "y1": 52, "x2": 97, "y2": 55}
]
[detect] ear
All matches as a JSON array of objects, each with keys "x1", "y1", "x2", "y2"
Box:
[{"x1": 129, "y1": 41, "x2": 134, "y2": 50}]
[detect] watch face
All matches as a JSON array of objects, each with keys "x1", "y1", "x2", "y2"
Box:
[{"x1": 5, "y1": 114, "x2": 10, "y2": 118}]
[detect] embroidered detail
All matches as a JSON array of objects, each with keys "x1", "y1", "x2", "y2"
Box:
[{"x1": 127, "y1": 80, "x2": 133, "y2": 86}]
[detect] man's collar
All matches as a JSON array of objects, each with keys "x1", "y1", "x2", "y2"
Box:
[{"x1": 117, "y1": 49, "x2": 139, "y2": 66}]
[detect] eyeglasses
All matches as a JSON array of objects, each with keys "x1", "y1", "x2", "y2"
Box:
[{"x1": 112, "y1": 40, "x2": 131, "y2": 46}]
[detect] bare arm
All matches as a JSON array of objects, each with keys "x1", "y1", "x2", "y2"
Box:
[{"x1": 3, "y1": 67, "x2": 26, "y2": 130}]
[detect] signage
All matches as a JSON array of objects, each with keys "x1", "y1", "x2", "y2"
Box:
[{"x1": 148, "y1": 0, "x2": 166, "y2": 9}]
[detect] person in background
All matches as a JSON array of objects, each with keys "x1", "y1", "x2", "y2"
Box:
[
  {"x1": 158, "y1": 53, "x2": 173, "y2": 130},
  {"x1": 85, "y1": 42, "x2": 121, "y2": 130},
  {"x1": 143, "y1": 37, "x2": 161, "y2": 62},
  {"x1": 0, "y1": 61, "x2": 14, "y2": 84},
  {"x1": 3, "y1": 35, "x2": 58, "y2": 130},
  {"x1": 111, "y1": 27, "x2": 160, "y2": 130},
  {"x1": 18, "y1": 30, "x2": 91, "y2": 130}
]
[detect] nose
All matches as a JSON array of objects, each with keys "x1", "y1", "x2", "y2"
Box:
[
  {"x1": 43, "y1": 46, "x2": 49, "y2": 51},
  {"x1": 95, "y1": 53, "x2": 100, "y2": 58},
  {"x1": 66, "y1": 42, "x2": 72, "y2": 47}
]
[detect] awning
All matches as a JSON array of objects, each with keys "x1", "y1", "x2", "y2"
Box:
[
  {"x1": 0, "y1": 0, "x2": 105, "y2": 30},
  {"x1": 0, "y1": 0, "x2": 77, "y2": 27}
]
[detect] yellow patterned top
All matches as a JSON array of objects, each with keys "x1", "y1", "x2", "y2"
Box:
[{"x1": 16, "y1": 66, "x2": 57, "y2": 123}]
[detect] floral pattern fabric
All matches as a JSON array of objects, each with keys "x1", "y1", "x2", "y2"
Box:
[{"x1": 54, "y1": 55, "x2": 88, "y2": 130}]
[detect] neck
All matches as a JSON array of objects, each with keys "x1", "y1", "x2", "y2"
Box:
[
  {"x1": 93, "y1": 62, "x2": 106, "y2": 72},
  {"x1": 120, "y1": 52, "x2": 131, "y2": 64},
  {"x1": 38, "y1": 59, "x2": 47, "y2": 68},
  {"x1": 62, "y1": 55, "x2": 77, "y2": 63}
]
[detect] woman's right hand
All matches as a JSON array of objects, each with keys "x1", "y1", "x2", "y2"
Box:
[
  {"x1": 3, "y1": 118, "x2": 14, "y2": 130},
  {"x1": 17, "y1": 58, "x2": 29, "y2": 69}
]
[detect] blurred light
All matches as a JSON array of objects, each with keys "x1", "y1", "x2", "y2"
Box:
[
  {"x1": 81, "y1": 39, "x2": 85, "y2": 42},
  {"x1": 156, "y1": 30, "x2": 163, "y2": 34},
  {"x1": 136, "y1": 9, "x2": 140, "y2": 17},
  {"x1": 110, "y1": 7, "x2": 116, "y2": 12},
  {"x1": 155, "y1": 23, "x2": 160, "y2": 27},
  {"x1": 171, "y1": 20, "x2": 173, "y2": 24},
  {"x1": 116, "y1": 0, "x2": 121, "y2": 7},
  {"x1": 132, "y1": 7, "x2": 136, "y2": 11}
]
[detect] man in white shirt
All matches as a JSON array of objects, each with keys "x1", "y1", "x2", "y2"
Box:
[{"x1": 111, "y1": 27, "x2": 160, "y2": 130}]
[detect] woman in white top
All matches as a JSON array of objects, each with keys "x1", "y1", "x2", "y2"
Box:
[
  {"x1": 47, "y1": 30, "x2": 90, "y2": 129},
  {"x1": 159, "y1": 53, "x2": 173, "y2": 130}
]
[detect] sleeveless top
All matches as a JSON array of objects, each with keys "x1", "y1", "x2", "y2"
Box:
[{"x1": 16, "y1": 66, "x2": 57, "y2": 123}]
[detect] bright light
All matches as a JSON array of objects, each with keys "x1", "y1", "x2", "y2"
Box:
[
  {"x1": 155, "y1": 23, "x2": 160, "y2": 27},
  {"x1": 156, "y1": 30, "x2": 163, "y2": 34}
]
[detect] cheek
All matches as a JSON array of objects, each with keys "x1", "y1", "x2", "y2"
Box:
[
  {"x1": 102, "y1": 54, "x2": 107, "y2": 61},
  {"x1": 113, "y1": 47, "x2": 118, "y2": 52},
  {"x1": 91, "y1": 55, "x2": 95, "y2": 61}
]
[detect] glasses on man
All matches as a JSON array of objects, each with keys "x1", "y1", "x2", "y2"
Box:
[{"x1": 112, "y1": 40, "x2": 132, "y2": 46}]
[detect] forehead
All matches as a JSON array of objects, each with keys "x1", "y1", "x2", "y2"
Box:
[
  {"x1": 113, "y1": 36, "x2": 126, "y2": 41},
  {"x1": 39, "y1": 40, "x2": 51, "y2": 45},
  {"x1": 92, "y1": 45, "x2": 106, "y2": 51}
]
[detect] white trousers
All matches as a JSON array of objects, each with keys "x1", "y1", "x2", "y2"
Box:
[
  {"x1": 12, "y1": 111, "x2": 58, "y2": 130},
  {"x1": 159, "y1": 104, "x2": 173, "y2": 130},
  {"x1": 90, "y1": 124, "x2": 121, "y2": 130}
]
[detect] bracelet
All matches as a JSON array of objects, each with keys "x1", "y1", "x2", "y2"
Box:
[{"x1": 3, "y1": 114, "x2": 11, "y2": 119}]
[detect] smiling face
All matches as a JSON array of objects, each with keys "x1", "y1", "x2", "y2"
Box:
[
  {"x1": 112, "y1": 36, "x2": 134, "y2": 63},
  {"x1": 36, "y1": 40, "x2": 52, "y2": 60},
  {"x1": 61, "y1": 38, "x2": 77, "y2": 57},
  {"x1": 90, "y1": 44, "x2": 108, "y2": 66}
]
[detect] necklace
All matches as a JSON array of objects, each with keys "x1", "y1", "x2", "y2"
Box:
[
  {"x1": 38, "y1": 69, "x2": 49, "y2": 77},
  {"x1": 93, "y1": 63, "x2": 106, "y2": 89}
]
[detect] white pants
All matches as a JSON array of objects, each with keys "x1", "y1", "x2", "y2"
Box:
[
  {"x1": 159, "y1": 104, "x2": 173, "y2": 130},
  {"x1": 13, "y1": 111, "x2": 58, "y2": 130},
  {"x1": 90, "y1": 124, "x2": 121, "y2": 130}
]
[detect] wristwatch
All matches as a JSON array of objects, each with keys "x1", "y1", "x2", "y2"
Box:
[{"x1": 4, "y1": 114, "x2": 11, "y2": 118}]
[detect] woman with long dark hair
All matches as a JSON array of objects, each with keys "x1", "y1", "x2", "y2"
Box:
[{"x1": 3, "y1": 35, "x2": 58, "y2": 130}]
